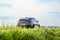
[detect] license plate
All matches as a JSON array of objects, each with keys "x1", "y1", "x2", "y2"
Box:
[{"x1": 21, "y1": 24, "x2": 26, "y2": 25}]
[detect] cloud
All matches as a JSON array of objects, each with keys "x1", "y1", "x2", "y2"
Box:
[
  {"x1": 0, "y1": 3, "x2": 11, "y2": 7},
  {"x1": 0, "y1": 0, "x2": 60, "y2": 26},
  {"x1": 0, "y1": 0, "x2": 57, "y2": 17},
  {"x1": 12, "y1": 0, "x2": 52, "y2": 18},
  {"x1": 0, "y1": 0, "x2": 59, "y2": 18},
  {"x1": 0, "y1": 16, "x2": 15, "y2": 19}
]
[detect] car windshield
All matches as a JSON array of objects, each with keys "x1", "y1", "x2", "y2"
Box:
[
  {"x1": 28, "y1": 18, "x2": 35, "y2": 20},
  {"x1": 19, "y1": 18, "x2": 35, "y2": 21},
  {"x1": 28, "y1": 18, "x2": 32, "y2": 20},
  {"x1": 19, "y1": 19, "x2": 28, "y2": 21}
]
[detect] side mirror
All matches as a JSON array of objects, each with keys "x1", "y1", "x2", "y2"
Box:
[{"x1": 36, "y1": 20, "x2": 39, "y2": 22}]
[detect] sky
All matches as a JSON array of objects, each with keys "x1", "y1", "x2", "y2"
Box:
[{"x1": 0, "y1": 0, "x2": 60, "y2": 26}]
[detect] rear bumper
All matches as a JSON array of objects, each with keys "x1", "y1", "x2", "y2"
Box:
[{"x1": 17, "y1": 24, "x2": 31, "y2": 26}]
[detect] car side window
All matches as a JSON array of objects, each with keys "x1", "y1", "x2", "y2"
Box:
[{"x1": 32, "y1": 18, "x2": 36, "y2": 22}]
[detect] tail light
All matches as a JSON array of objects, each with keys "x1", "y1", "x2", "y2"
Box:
[{"x1": 28, "y1": 20, "x2": 32, "y2": 22}]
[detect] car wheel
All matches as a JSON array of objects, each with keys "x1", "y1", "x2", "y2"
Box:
[
  {"x1": 26, "y1": 25, "x2": 29, "y2": 28},
  {"x1": 33, "y1": 24, "x2": 40, "y2": 28},
  {"x1": 38, "y1": 25, "x2": 40, "y2": 28},
  {"x1": 21, "y1": 26, "x2": 24, "y2": 28},
  {"x1": 30, "y1": 25, "x2": 34, "y2": 28},
  {"x1": 34, "y1": 24, "x2": 38, "y2": 28}
]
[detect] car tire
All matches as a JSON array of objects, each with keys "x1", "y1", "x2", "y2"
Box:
[
  {"x1": 38, "y1": 25, "x2": 40, "y2": 28},
  {"x1": 30, "y1": 25, "x2": 34, "y2": 28},
  {"x1": 33, "y1": 24, "x2": 40, "y2": 28},
  {"x1": 26, "y1": 25, "x2": 30, "y2": 28}
]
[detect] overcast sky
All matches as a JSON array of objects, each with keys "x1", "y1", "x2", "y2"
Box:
[{"x1": 0, "y1": 0, "x2": 60, "y2": 26}]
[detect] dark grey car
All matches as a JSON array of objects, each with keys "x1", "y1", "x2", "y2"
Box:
[{"x1": 17, "y1": 17, "x2": 40, "y2": 28}]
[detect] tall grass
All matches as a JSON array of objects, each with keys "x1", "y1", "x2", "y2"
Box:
[{"x1": 0, "y1": 27, "x2": 60, "y2": 40}]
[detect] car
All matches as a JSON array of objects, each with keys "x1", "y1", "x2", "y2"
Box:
[{"x1": 17, "y1": 17, "x2": 40, "y2": 28}]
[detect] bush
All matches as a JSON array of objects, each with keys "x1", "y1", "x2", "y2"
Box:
[{"x1": 0, "y1": 27, "x2": 60, "y2": 40}]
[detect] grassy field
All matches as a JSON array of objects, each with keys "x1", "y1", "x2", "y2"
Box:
[{"x1": 0, "y1": 27, "x2": 60, "y2": 40}]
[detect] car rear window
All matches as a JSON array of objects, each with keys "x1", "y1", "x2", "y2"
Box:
[{"x1": 19, "y1": 19, "x2": 28, "y2": 21}]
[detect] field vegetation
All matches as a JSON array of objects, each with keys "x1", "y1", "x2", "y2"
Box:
[{"x1": 0, "y1": 27, "x2": 60, "y2": 40}]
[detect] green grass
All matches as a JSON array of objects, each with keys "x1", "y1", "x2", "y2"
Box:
[{"x1": 0, "y1": 27, "x2": 60, "y2": 40}]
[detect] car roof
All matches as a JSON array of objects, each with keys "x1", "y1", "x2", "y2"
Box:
[
  {"x1": 21, "y1": 17, "x2": 35, "y2": 19},
  {"x1": 20, "y1": 17, "x2": 36, "y2": 20}
]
